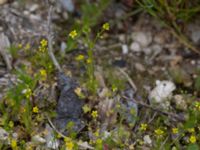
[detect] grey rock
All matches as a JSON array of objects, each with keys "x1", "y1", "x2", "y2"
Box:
[
  {"x1": 55, "y1": 72, "x2": 84, "y2": 134},
  {"x1": 58, "y1": 0, "x2": 74, "y2": 12}
]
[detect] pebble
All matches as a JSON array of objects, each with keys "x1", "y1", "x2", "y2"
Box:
[
  {"x1": 131, "y1": 32, "x2": 152, "y2": 47},
  {"x1": 130, "y1": 42, "x2": 141, "y2": 52},
  {"x1": 122, "y1": 44, "x2": 128, "y2": 54}
]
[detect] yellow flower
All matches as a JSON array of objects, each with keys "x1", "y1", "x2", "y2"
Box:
[
  {"x1": 40, "y1": 39, "x2": 48, "y2": 47},
  {"x1": 75, "y1": 55, "x2": 84, "y2": 61},
  {"x1": 189, "y1": 135, "x2": 196, "y2": 143},
  {"x1": 82, "y1": 105, "x2": 91, "y2": 113},
  {"x1": 9, "y1": 121, "x2": 14, "y2": 128},
  {"x1": 139, "y1": 123, "x2": 147, "y2": 131},
  {"x1": 22, "y1": 88, "x2": 32, "y2": 99},
  {"x1": 65, "y1": 140, "x2": 74, "y2": 150},
  {"x1": 33, "y1": 106, "x2": 39, "y2": 113},
  {"x1": 154, "y1": 128, "x2": 164, "y2": 136},
  {"x1": 195, "y1": 102, "x2": 200, "y2": 111},
  {"x1": 69, "y1": 30, "x2": 77, "y2": 39},
  {"x1": 11, "y1": 139, "x2": 17, "y2": 149},
  {"x1": 188, "y1": 128, "x2": 195, "y2": 133},
  {"x1": 24, "y1": 43, "x2": 30, "y2": 50},
  {"x1": 102, "y1": 23, "x2": 110, "y2": 31},
  {"x1": 39, "y1": 39, "x2": 48, "y2": 52},
  {"x1": 96, "y1": 138, "x2": 102, "y2": 145},
  {"x1": 39, "y1": 69, "x2": 47, "y2": 80},
  {"x1": 86, "y1": 58, "x2": 92, "y2": 64},
  {"x1": 172, "y1": 128, "x2": 178, "y2": 134},
  {"x1": 94, "y1": 129, "x2": 99, "y2": 137},
  {"x1": 74, "y1": 87, "x2": 85, "y2": 99},
  {"x1": 18, "y1": 44, "x2": 22, "y2": 48},
  {"x1": 91, "y1": 110, "x2": 98, "y2": 119}
]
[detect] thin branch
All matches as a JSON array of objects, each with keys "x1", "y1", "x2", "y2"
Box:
[
  {"x1": 123, "y1": 96, "x2": 185, "y2": 122},
  {"x1": 47, "y1": 5, "x2": 62, "y2": 72},
  {"x1": 45, "y1": 114, "x2": 94, "y2": 150},
  {"x1": 118, "y1": 68, "x2": 137, "y2": 92}
]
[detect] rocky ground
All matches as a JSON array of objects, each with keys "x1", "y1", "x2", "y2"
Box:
[{"x1": 0, "y1": 0, "x2": 200, "y2": 149}]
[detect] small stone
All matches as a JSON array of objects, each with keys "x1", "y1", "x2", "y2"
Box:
[
  {"x1": 130, "y1": 42, "x2": 141, "y2": 52},
  {"x1": 58, "y1": 0, "x2": 74, "y2": 12},
  {"x1": 122, "y1": 44, "x2": 128, "y2": 54},
  {"x1": 149, "y1": 80, "x2": 176, "y2": 109},
  {"x1": 131, "y1": 32, "x2": 152, "y2": 47},
  {"x1": 0, "y1": 127, "x2": 8, "y2": 141},
  {"x1": 32, "y1": 135, "x2": 46, "y2": 144},
  {"x1": 45, "y1": 124, "x2": 60, "y2": 150},
  {"x1": 135, "y1": 63, "x2": 145, "y2": 72},
  {"x1": 143, "y1": 135, "x2": 152, "y2": 145},
  {"x1": 174, "y1": 94, "x2": 187, "y2": 110}
]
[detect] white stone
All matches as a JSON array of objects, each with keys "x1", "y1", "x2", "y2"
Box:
[
  {"x1": 122, "y1": 44, "x2": 128, "y2": 54},
  {"x1": 132, "y1": 32, "x2": 152, "y2": 47},
  {"x1": 0, "y1": 127, "x2": 8, "y2": 141},
  {"x1": 130, "y1": 42, "x2": 141, "y2": 52},
  {"x1": 32, "y1": 135, "x2": 46, "y2": 144},
  {"x1": 45, "y1": 124, "x2": 60, "y2": 149},
  {"x1": 149, "y1": 80, "x2": 176, "y2": 105},
  {"x1": 143, "y1": 135, "x2": 152, "y2": 145}
]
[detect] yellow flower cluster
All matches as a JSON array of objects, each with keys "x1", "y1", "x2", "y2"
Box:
[
  {"x1": 74, "y1": 87, "x2": 85, "y2": 99},
  {"x1": 172, "y1": 128, "x2": 178, "y2": 134},
  {"x1": 139, "y1": 123, "x2": 147, "y2": 131},
  {"x1": 64, "y1": 137, "x2": 74, "y2": 150},
  {"x1": 154, "y1": 128, "x2": 164, "y2": 136},
  {"x1": 69, "y1": 30, "x2": 77, "y2": 39},
  {"x1": 195, "y1": 102, "x2": 200, "y2": 111},
  {"x1": 75, "y1": 54, "x2": 84, "y2": 61},
  {"x1": 91, "y1": 110, "x2": 98, "y2": 119},
  {"x1": 22, "y1": 88, "x2": 32, "y2": 99},
  {"x1": 9, "y1": 121, "x2": 14, "y2": 128},
  {"x1": 33, "y1": 106, "x2": 39, "y2": 113},
  {"x1": 102, "y1": 23, "x2": 110, "y2": 31},
  {"x1": 189, "y1": 135, "x2": 196, "y2": 143},
  {"x1": 11, "y1": 139, "x2": 17, "y2": 149},
  {"x1": 39, "y1": 69, "x2": 47, "y2": 81},
  {"x1": 39, "y1": 39, "x2": 48, "y2": 52}
]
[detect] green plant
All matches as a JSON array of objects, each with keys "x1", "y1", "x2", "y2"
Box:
[{"x1": 137, "y1": 0, "x2": 200, "y2": 54}]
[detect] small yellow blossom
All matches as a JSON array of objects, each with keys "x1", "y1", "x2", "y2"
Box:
[
  {"x1": 188, "y1": 128, "x2": 195, "y2": 133},
  {"x1": 195, "y1": 102, "x2": 200, "y2": 111},
  {"x1": 22, "y1": 88, "x2": 32, "y2": 99},
  {"x1": 40, "y1": 39, "x2": 48, "y2": 47},
  {"x1": 102, "y1": 23, "x2": 110, "y2": 31},
  {"x1": 39, "y1": 69, "x2": 47, "y2": 80},
  {"x1": 96, "y1": 138, "x2": 102, "y2": 145},
  {"x1": 39, "y1": 39, "x2": 48, "y2": 52},
  {"x1": 9, "y1": 121, "x2": 14, "y2": 128},
  {"x1": 65, "y1": 138, "x2": 74, "y2": 150},
  {"x1": 189, "y1": 135, "x2": 196, "y2": 143},
  {"x1": 86, "y1": 58, "x2": 92, "y2": 64},
  {"x1": 24, "y1": 43, "x2": 30, "y2": 50},
  {"x1": 33, "y1": 106, "x2": 39, "y2": 113},
  {"x1": 172, "y1": 128, "x2": 178, "y2": 134},
  {"x1": 18, "y1": 44, "x2": 22, "y2": 48},
  {"x1": 69, "y1": 30, "x2": 77, "y2": 39},
  {"x1": 154, "y1": 128, "x2": 164, "y2": 136},
  {"x1": 139, "y1": 123, "x2": 147, "y2": 131},
  {"x1": 75, "y1": 55, "x2": 84, "y2": 61},
  {"x1": 91, "y1": 110, "x2": 98, "y2": 119},
  {"x1": 94, "y1": 129, "x2": 100, "y2": 137},
  {"x1": 82, "y1": 105, "x2": 91, "y2": 113},
  {"x1": 11, "y1": 139, "x2": 17, "y2": 149}
]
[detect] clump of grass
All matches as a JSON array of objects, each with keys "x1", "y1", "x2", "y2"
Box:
[{"x1": 137, "y1": 0, "x2": 200, "y2": 54}]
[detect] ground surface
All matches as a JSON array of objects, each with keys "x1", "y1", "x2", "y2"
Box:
[{"x1": 0, "y1": 0, "x2": 200, "y2": 149}]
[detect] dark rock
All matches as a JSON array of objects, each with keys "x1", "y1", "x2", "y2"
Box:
[{"x1": 55, "y1": 72, "x2": 84, "y2": 134}]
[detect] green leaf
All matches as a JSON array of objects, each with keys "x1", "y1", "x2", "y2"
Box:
[{"x1": 187, "y1": 144, "x2": 199, "y2": 150}]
